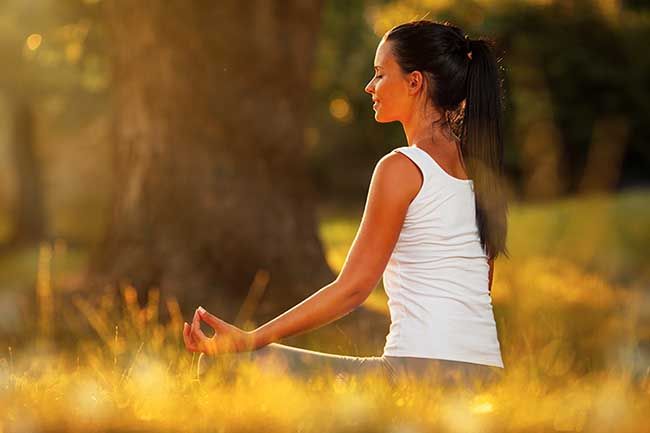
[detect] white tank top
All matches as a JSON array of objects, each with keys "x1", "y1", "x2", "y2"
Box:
[{"x1": 382, "y1": 145, "x2": 504, "y2": 368}]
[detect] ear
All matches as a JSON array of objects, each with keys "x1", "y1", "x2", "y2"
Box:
[{"x1": 407, "y1": 70, "x2": 425, "y2": 96}]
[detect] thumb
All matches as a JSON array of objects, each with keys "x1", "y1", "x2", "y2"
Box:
[{"x1": 198, "y1": 307, "x2": 231, "y2": 332}]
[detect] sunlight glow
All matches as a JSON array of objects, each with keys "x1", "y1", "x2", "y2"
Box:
[
  {"x1": 26, "y1": 34, "x2": 42, "y2": 51},
  {"x1": 472, "y1": 401, "x2": 494, "y2": 414},
  {"x1": 0, "y1": 189, "x2": 648, "y2": 431},
  {"x1": 329, "y1": 97, "x2": 353, "y2": 123},
  {"x1": 441, "y1": 397, "x2": 481, "y2": 433},
  {"x1": 37, "y1": 242, "x2": 53, "y2": 338},
  {"x1": 66, "y1": 378, "x2": 110, "y2": 422},
  {"x1": 65, "y1": 42, "x2": 83, "y2": 64}
]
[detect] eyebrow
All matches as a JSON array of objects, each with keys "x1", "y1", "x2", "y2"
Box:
[{"x1": 374, "y1": 66, "x2": 383, "y2": 70}]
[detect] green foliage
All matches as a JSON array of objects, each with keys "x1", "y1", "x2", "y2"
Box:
[
  {"x1": 309, "y1": 0, "x2": 650, "y2": 200},
  {"x1": 495, "y1": 1, "x2": 650, "y2": 191},
  {"x1": 308, "y1": 0, "x2": 404, "y2": 203}
]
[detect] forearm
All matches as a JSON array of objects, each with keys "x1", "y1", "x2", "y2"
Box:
[
  {"x1": 488, "y1": 257, "x2": 494, "y2": 294},
  {"x1": 251, "y1": 280, "x2": 362, "y2": 349}
]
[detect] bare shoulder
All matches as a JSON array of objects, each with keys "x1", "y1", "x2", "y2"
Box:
[{"x1": 373, "y1": 150, "x2": 423, "y2": 204}]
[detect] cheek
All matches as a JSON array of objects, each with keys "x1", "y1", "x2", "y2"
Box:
[
  {"x1": 374, "y1": 83, "x2": 387, "y2": 101},
  {"x1": 377, "y1": 79, "x2": 397, "y2": 99}
]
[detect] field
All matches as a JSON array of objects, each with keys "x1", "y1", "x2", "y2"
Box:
[{"x1": 0, "y1": 188, "x2": 649, "y2": 432}]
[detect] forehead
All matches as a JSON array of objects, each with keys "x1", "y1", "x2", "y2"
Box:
[{"x1": 374, "y1": 39, "x2": 394, "y2": 67}]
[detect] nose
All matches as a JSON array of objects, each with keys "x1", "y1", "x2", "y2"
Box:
[{"x1": 364, "y1": 79, "x2": 374, "y2": 95}]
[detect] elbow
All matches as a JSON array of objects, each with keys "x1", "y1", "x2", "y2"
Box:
[
  {"x1": 353, "y1": 286, "x2": 374, "y2": 305},
  {"x1": 335, "y1": 278, "x2": 372, "y2": 308},
  {"x1": 348, "y1": 284, "x2": 375, "y2": 307}
]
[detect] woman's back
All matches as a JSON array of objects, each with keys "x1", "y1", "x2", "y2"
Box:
[{"x1": 382, "y1": 145, "x2": 504, "y2": 368}]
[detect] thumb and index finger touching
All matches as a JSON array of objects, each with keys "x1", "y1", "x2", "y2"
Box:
[
  {"x1": 183, "y1": 308, "x2": 211, "y2": 341},
  {"x1": 182, "y1": 306, "x2": 230, "y2": 345},
  {"x1": 197, "y1": 306, "x2": 231, "y2": 333}
]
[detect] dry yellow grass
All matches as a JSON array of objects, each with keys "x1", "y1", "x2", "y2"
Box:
[{"x1": 1, "y1": 190, "x2": 649, "y2": 432}]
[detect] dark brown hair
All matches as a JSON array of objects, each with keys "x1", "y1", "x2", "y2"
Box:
[{"x1": 385, "y1": 20, "x2": 510, "y2": 260}]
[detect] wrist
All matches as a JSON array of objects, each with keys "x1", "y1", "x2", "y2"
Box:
[{"x1": 250, "y1": 328, "x2": 267, "y2": 350}]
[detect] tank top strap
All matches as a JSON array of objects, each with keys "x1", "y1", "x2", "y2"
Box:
[
  {"x1": 395, "y1": 145, "x2": 475, "y2": 189},
  {"x1": 391, "y1": 146, "x2": 433, "y2": 184}
]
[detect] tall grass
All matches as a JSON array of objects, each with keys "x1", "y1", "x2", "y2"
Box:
[{"x1": 0, "y1": 189, "x2": 649, "y2": 432}]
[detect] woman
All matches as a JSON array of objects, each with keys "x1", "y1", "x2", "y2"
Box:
[{"x1": 183, "y1": 19, "x2": 510, "y2": 388}]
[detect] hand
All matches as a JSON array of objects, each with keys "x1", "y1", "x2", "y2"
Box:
[{"x1": 182, "y1": 306, "x2": 257, "y2": 355}]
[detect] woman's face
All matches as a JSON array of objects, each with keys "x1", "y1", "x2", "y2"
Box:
[{"x1": 364, "y1": 39, "x2": 414, "y2": 123}]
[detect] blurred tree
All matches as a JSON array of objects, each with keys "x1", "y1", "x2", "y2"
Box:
[
  {"x1": 0, "y1": 0, "x2": 106, "y2": 248},
  {"x1": 0, "y1": 3, "x2": 50, "y2": 247},
  {"x1": 86, "y1": 0, "x2": 335, "y2": 322},
  {"x1": 495, "y1": 0, "x2": 643, "y2": 196},
  {"x1": 7, "y1": 101, "x2": 46, "y2": 246},
  {"x1": 307, "y1": 0, "x2": 403, "y2": 204}
]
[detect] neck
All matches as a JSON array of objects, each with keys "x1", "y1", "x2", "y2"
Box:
[{"x1": 402, "y1": 104, "x2": 457, "y2": 148}]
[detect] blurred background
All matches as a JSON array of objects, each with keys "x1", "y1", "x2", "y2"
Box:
[{"x1": 0, "y1": 0, "x2": 649, "y2": 408}]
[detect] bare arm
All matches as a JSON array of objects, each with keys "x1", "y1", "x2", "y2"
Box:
[
  {"x1": 251, "y1": 152, "x2": 420, "y2": 349},
  {"x1": 488, "y1": 256, "x2": 494, "y2": 295},
  {"x1": 250, "y1": 281, "x2": 363, "y2": 348}
]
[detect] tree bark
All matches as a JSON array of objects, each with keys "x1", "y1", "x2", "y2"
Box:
[
  {"x1": 86, "y1": 0, "x2": 334, "y2": 323},
  {"x1": 7, "y1": 99, "x2": 47, "y2": 246}
]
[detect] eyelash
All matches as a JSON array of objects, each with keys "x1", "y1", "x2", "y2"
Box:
[{"x1": 375, "y1": 75, "x2": 383, "y2": 79}]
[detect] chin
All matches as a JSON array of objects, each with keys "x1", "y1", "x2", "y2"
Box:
[
  {"x1": 373, "y1": 104, "x2": 397, "y2": 122},
  {"x1": 374, "y1": 112, "x2": 396, "y2": 123}
]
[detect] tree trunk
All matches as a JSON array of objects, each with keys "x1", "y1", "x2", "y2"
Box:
[
  {"x1": 85, "y1": 0, "x2": 334, "y2": 323},
  {"x1": 509, "y1": 44, "x2": 567, "y2": 200},
  {"x1": 578, "y1": 115, "x2": 629, "y2": 193},
  {"x1": 8, "y1": 99, "x2": 47, "y2": 246}
]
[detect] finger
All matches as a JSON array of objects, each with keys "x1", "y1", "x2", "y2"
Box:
[
  {"x1": 191, "y1": 321, "x2": 211, "y2": 345},
  {"x1": 184, "y1": 321, "x2": 194, "y2": 344},
  {"x1": 191, "y1": 321, "x2": 207, "y2": 339},
  {"x1": 183, "y1": 322, "x2": 189, "y2": 341},
  {"x1": 193, "y1": 308, "x2": 208, "y2": 340},
  {"x1": 198, "y1": 307, "x2": 229, "y2": 333},
  {"x1": 183, "y1": 322, "x2": 199, "y2": 352},
  {"x1": 193, "y1": 308, "x2": 202, "y2": 327},
  {"x1": 193, "y1": 310, "x2": 202, "y2": 338},
  {"x1": 184, "y1": 322, "x2": 199, "y2": 351},
  {"x1": 191, "y1": 309, "x2": 200, "y2": 338}
]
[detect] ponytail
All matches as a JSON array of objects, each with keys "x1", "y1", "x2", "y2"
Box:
[
  {"x1": 385, "y1": 21, "x2": 510, "y2": 260},
  {"x1": 462, "y1": 38, "x2": 510, "y2": 260}
]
